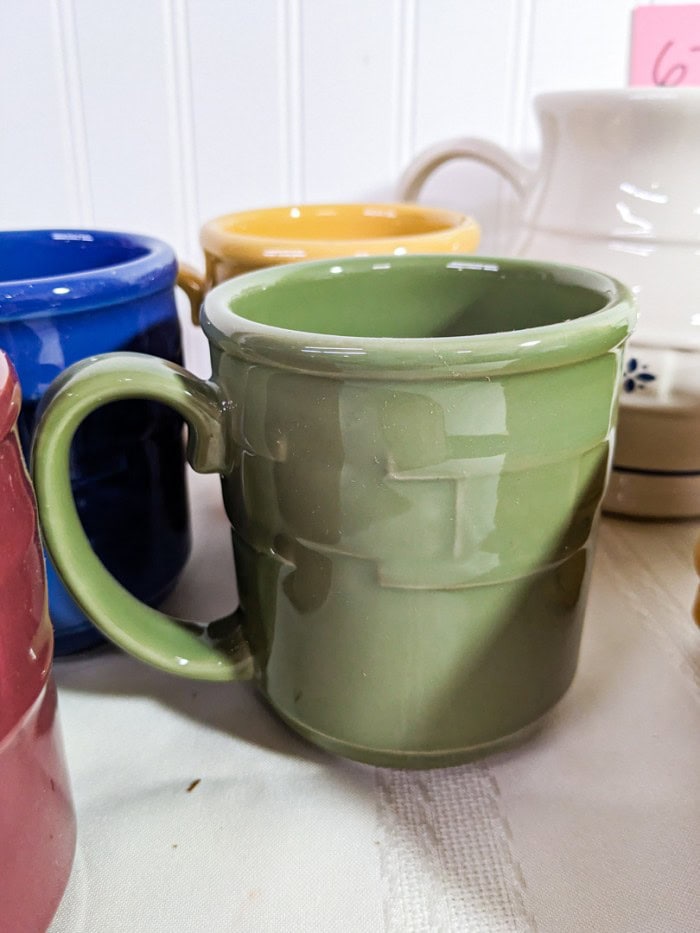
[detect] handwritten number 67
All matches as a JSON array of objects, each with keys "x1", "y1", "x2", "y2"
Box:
[{"x1": 652, "y1": 40, "x2": 700, "y2": 86}]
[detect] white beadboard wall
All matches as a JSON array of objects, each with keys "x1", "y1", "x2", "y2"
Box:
[{"x1": 0, "y1": 0, "x2": 689, "y2": 266}]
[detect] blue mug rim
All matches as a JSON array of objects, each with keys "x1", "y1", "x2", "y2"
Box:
[{"x1": 0, "y1": 229, "x2": 177, "y2": 320}]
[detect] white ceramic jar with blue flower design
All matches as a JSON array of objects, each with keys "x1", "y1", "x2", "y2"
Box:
[{"x1": 608, "y1": 343, "x2": 700, "y2": 517}]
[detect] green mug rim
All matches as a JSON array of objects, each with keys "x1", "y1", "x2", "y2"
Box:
[{"x1": 201, "y1": 254, "x2": 636, "y2": 380}]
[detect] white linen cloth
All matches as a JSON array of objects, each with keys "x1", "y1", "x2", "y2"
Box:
[{"x1": 49, "y1": 471, "x2": 700, "y2": 933}]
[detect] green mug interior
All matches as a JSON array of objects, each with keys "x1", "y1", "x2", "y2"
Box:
[{"x1": 225, "y1": 257, "x2": 614, "y2": 339}]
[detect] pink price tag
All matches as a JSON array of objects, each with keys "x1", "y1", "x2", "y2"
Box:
[{"x1": 630, "y1": 4, "x2": 700, "y2": 86}]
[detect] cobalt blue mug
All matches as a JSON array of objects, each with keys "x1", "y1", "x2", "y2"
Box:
[{"x1": 0, "y1": 229, "x2": 204, "y2": 654}]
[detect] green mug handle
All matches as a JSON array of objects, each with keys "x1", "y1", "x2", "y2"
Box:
[{"x1": 31, "y1": 352, "x2": 254, "y2": 682}]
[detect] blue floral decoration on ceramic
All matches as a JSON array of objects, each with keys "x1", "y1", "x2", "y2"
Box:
[{"x1": 623, "y1": 357, "x2": 656, "y2": 393}]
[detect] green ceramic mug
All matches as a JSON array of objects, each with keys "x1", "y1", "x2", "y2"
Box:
[{"x1": 32, "y1": 255, "x2": 635, "y2": 768}]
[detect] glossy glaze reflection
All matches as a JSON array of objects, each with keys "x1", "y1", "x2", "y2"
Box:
[{"x1": 222, "y1": 349, "x2": 613, "y2": 755}]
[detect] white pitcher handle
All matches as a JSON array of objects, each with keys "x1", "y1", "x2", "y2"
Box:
[{"x1": 397, "y1": 136, "x2": 533, "y2": 201}]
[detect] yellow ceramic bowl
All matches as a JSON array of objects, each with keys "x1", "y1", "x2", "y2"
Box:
[{"x1": 199, "y1": 202, "x2": 480, "y2": 303}]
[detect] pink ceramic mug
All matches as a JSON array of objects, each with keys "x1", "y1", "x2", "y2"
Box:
[{"x1": 0, "y1": 352, "x2": 76, "y2": 931}]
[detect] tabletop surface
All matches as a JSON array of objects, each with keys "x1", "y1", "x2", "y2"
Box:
[{"x1": 49, "y1": 471, "x2": 700, "y2": 933}]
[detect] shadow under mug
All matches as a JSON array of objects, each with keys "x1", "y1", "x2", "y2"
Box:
[
  {"x1": 32, "y1": 255, "x2": 635, "y2": 768},
  {"x1": 0, "y1": 229, "x2": 203, "y2": 654},
  {"x1": 196, "y1": 201, "x2": 480, "y2": 321}
]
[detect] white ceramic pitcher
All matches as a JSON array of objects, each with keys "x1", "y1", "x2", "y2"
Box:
[{"x1": 399, "y1": 88, "x2": 700, "y2": 517}]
